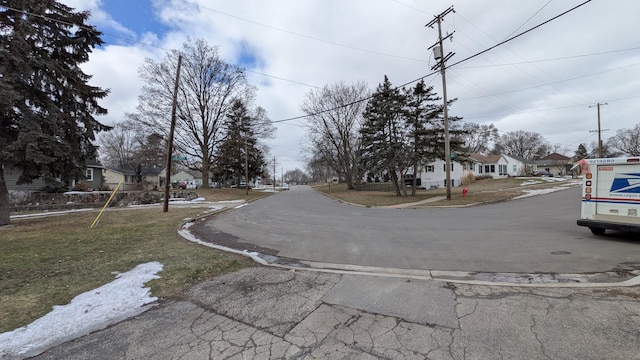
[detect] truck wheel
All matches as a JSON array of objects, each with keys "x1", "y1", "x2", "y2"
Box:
[{"x1": 589, "y1": 227, "x2": 605, "y2": 236}]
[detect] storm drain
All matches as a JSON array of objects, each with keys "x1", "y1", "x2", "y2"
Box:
[
  {"x1": 255, "y1": 270, "x2": 296, "y2": 284},
  {"x1": 551, "y1": 251, "x2": 572, "y2": 255}
]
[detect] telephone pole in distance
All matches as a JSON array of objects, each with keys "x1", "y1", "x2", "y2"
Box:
[{"x1": 589, "y1": 102, "x2": 609, "y2": 158}]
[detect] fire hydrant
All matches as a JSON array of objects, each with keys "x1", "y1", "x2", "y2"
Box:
[{"x1": 462, "y1": 187, "x2": 468, "y2": 197}]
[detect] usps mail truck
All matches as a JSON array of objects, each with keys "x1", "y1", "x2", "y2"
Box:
[{"x1": 576, "y1": 157, "x2": 640, "y2": 235}]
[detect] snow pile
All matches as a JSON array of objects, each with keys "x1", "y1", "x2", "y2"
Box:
[
  {"x1": 0, "y1": 262, "x2": 163, "y2": 360},
  {"x1": 514, "y1": 186, "x2": 571, "y2": 199}
]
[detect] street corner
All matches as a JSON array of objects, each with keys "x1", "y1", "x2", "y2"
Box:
[{"x1": 185, "y1": 267, "x2": 341, "y2": 337}]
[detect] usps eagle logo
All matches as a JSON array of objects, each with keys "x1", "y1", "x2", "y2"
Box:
[{"x1": 610, "y1": 173, "x2": 640, "y2": 193}]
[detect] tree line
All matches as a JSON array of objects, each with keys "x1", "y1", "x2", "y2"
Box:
[
  {"x1": 302, "y1": 76, "x2": 640, "y2": 196},
  {"x1": 100, "y1": 39, "x2": 275, "y2": 188},
  {"x1": 1, "y1": 1, "x2": 639, "y2": 226}
]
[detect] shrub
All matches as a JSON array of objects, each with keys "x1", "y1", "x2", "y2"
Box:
[
  {"x1": 74, "y1": 182, "x2": 92, "y2": 192},
  {"x1": 461, "y1": 171, "x2": 476, "y2": 186}
]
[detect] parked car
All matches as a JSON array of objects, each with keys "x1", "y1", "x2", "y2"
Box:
[
  {"x1": 532, "y1": 170, "x2": 550, "y2": 177},
  {"x1": 282, "y1": 183, "x2": 289, "y2": 190}
]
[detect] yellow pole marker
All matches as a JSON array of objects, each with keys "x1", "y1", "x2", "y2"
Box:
[{"x1": 90, "y1": 179, "x2": 123, "y2": 228}]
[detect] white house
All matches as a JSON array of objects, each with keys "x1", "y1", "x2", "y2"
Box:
[
  {"x1": 502, "y1": 154, "x2": 534, "y2": 176},
  {"x1": 417, "y1": 158, "x2": 466, "y2": 188},
  {"x1": 467, "y1": 154, "x2": 511, "y2": 179}
]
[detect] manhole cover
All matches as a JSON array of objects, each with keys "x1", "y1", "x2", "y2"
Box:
[
  {"x1": 551, "y1": 251, "x2": 572, "y2": 255},
  {"x1": 255, "y1": 271, "x2": 296, "y2": 284}
]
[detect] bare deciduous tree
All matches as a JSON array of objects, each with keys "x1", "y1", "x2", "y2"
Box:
[
  {"x1": 302, "y1": 81, "x2": 368, "y2": 190},
  {"x1": 134, "y1": 38, "x2": 255, "y2": 188},
  {"x1": 98, "y1": 122, "x2": 139, "y2": 169},
  {"x1": 457, "y1": 123, "x2": 499, "y2": 155},
  {"x1": 607, "y1": 124, "x2": 640, "y2": 156},
  {"x1": 494, "y1": 130, "x2": 549, "y2": 160}
]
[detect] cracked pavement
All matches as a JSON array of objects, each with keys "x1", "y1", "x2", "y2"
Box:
[{"x1": 28, "y1": 267, "x2": 640, "y2": 360}]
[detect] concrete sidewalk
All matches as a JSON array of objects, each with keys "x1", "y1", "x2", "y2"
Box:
[{"x1": 31, "y1": 266, "x2": 640, "y2": 360}]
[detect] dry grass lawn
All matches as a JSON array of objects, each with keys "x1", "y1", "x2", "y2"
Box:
[
  {"x1": 315, "y1": 177, "x2": 580, "y2": 207},
  {"x1": 0, "y1": 188, "x2": 269, "y2": 333}
]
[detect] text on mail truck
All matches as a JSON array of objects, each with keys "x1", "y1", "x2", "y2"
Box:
[{"x1": 576, "y1": 157, "x2": 640, "y2": 235}]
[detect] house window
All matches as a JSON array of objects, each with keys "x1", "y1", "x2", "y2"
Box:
[
  {"x1": 478, "y1": 165, "x2": 483, "y2": 173},
  {"x1": 513, "y1": 165, "x2": 517, "y2": 172},
  {"x1": 85, "y1": 168, "x2": 93, "y2": 182},
  {"x1": 499, "y1": 165, "x2": 507, "y2": 174},
  {"x1": 443, "y1": 163, "x2": 454, "y2": 171},
  {"x1": 484, "y1": 165, "x2": 496, "y2": 173},
  {"x1": 425, "y1": 165, "x2": 434, "y2": 172}
]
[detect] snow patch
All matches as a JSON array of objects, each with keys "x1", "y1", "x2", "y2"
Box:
[{"x1": 0, "y1": 262, "x2": 163, "y2": 359}]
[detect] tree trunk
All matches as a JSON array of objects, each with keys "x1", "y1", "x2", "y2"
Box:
[
  {"x1": 0, "y1": 165, "x2": 11, "y2": 226},
  {"x1": 201, "y1": 149, "x2": 210, "y2": 189},
  {"x1": 390, "y1": 169, "x2": 402, "y2": 197}
]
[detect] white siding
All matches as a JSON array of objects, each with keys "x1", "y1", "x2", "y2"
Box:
[{"x1": 418, "y1": 159, "x2": 465, "y2": 188}]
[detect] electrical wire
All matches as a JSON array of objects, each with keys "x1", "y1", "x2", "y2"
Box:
[{"x1": 273, "y1": 0, "x2": 593, "y2": 124}]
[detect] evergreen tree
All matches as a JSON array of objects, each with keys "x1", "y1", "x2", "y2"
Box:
[
  {"x1": 215, "y1": 100, "x2": 266, "y2": 186},
  {"x1": 359, "y1": 76, "x2": 407, "y2": 196},
  {"x1": 0, "y1": 1, "x2": 109, "y2": 225},
  {"x1": 403, "y1": 80, "x2": 442, "y2": 195},
  {"x1": 572, "y1": 143, "x2": 589, "y2": 162}
]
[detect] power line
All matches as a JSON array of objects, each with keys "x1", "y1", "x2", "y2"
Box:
[
  {"x1": 458, "y1": 61, "x2": 640, "y2": 101},
  {"x1": 272, "y1": 0, "x2": 593, "y2": 124},
  {"x1": 456, "y1": 46, "x2": 640, "y2": 69},
  {"x1": 502, "y1": 0, "x2": 554, "y2": 40},
  {"x1": 444, "y1": 0, "x2": 592, "y2": 70}
]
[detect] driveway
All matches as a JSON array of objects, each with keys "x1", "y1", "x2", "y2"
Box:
[{"x1": 194, "y1": 185, "x2": 639, "y2": 274}]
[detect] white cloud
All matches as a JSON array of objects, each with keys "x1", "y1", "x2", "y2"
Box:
[{"x1": 58, "y1": 0, "x2": 640, "y2": 171}]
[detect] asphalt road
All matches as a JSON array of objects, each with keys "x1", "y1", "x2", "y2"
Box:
[{"x1": 205, "y1": 185, "x2": 639, "y2": 274}]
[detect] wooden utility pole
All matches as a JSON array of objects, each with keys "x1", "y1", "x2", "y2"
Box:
[
  {"x1": 163, "y1": 55, "x2": 182, "y2": 212},
  {"x1": 244, "y1": 134, "x2": 249, "y2": 195},
  {"x1": 427, "y1": 6, "x2": 455, "y2": 200},
  {"x1": 589, "y1": 102, "x2": 609, "y2": 158}
]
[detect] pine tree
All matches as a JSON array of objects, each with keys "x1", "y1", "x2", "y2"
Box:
[
  {"x1": 359, "y1": 76, "x2": 407, "y2": 196},
  {"x1": 572, "y1": 143, "x2": 589, "y2": 162},
  {"x1": 215, "y1": 100, "x2": 266, "y2": 186},
  {"x1": 403, "y1": 80, "x2": 442, "y2": 195},
  {"x1": 0, "y1": 1, "x2": 109, "y2": 225}
]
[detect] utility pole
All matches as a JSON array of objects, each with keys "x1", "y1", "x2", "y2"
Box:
[
  {"x1": 244, "y1": 134, "x2": 249, "y2": 195},
  {"x1": 163, "y1": 54, "x2": 182, "y2": 213},
  {"x1": 273, "y1": 155, "x2": 276, "y2": 191},
  {"x1": 427, "y1": 6, "x2": 455, "y2": 200},
  {"x1": 589, "y1": 102, "x2": 609, "y2": 158}
]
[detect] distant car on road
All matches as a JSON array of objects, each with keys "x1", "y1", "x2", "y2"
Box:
[
  {"x1": 532, "y1": 170, "x2": 550, "y2": 177},
  {"x1": 282, "y1": 183, "x2": 289, "y2": 190}
]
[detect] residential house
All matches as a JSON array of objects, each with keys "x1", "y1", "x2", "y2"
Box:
[
  {"x1": 467, "y1": 154, "x2": 511, "y2": 179},
  {"x1": 83, "y1": 160, "x2": 105, "y2": 190},
  {"x1": 103, "y1": 166, "x2": 164, "y2": 191},
  {"x1": 535, "y1": 153, "x2": 573, "y2": 176},
  {"x1": 4, "y1": 160, "x2": 105, "y2": 191},
  {"x1": 502, "y1": 154, "x2": 536, "y2": 176},
  {"x1": 172, "y1": 170, "x2": 204, "y2": 188},
  {"x1": 417, "y1": 158, "x2": 466, "y2": 188}
]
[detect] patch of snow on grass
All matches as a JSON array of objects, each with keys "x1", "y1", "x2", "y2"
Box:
[
  {"x1": 0, "y1": 262, "x2": 163, "y2": 359},
  {"x1": 514, "y1": 186, "x2": 568, "y2": 199},
  {"x1": 520, "y1": 180, "x2": 541, "y2": 186}
]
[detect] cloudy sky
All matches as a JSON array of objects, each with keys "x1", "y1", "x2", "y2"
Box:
[{"x1": 59, "y1": 0, "x2": 640, "y2": 172}]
